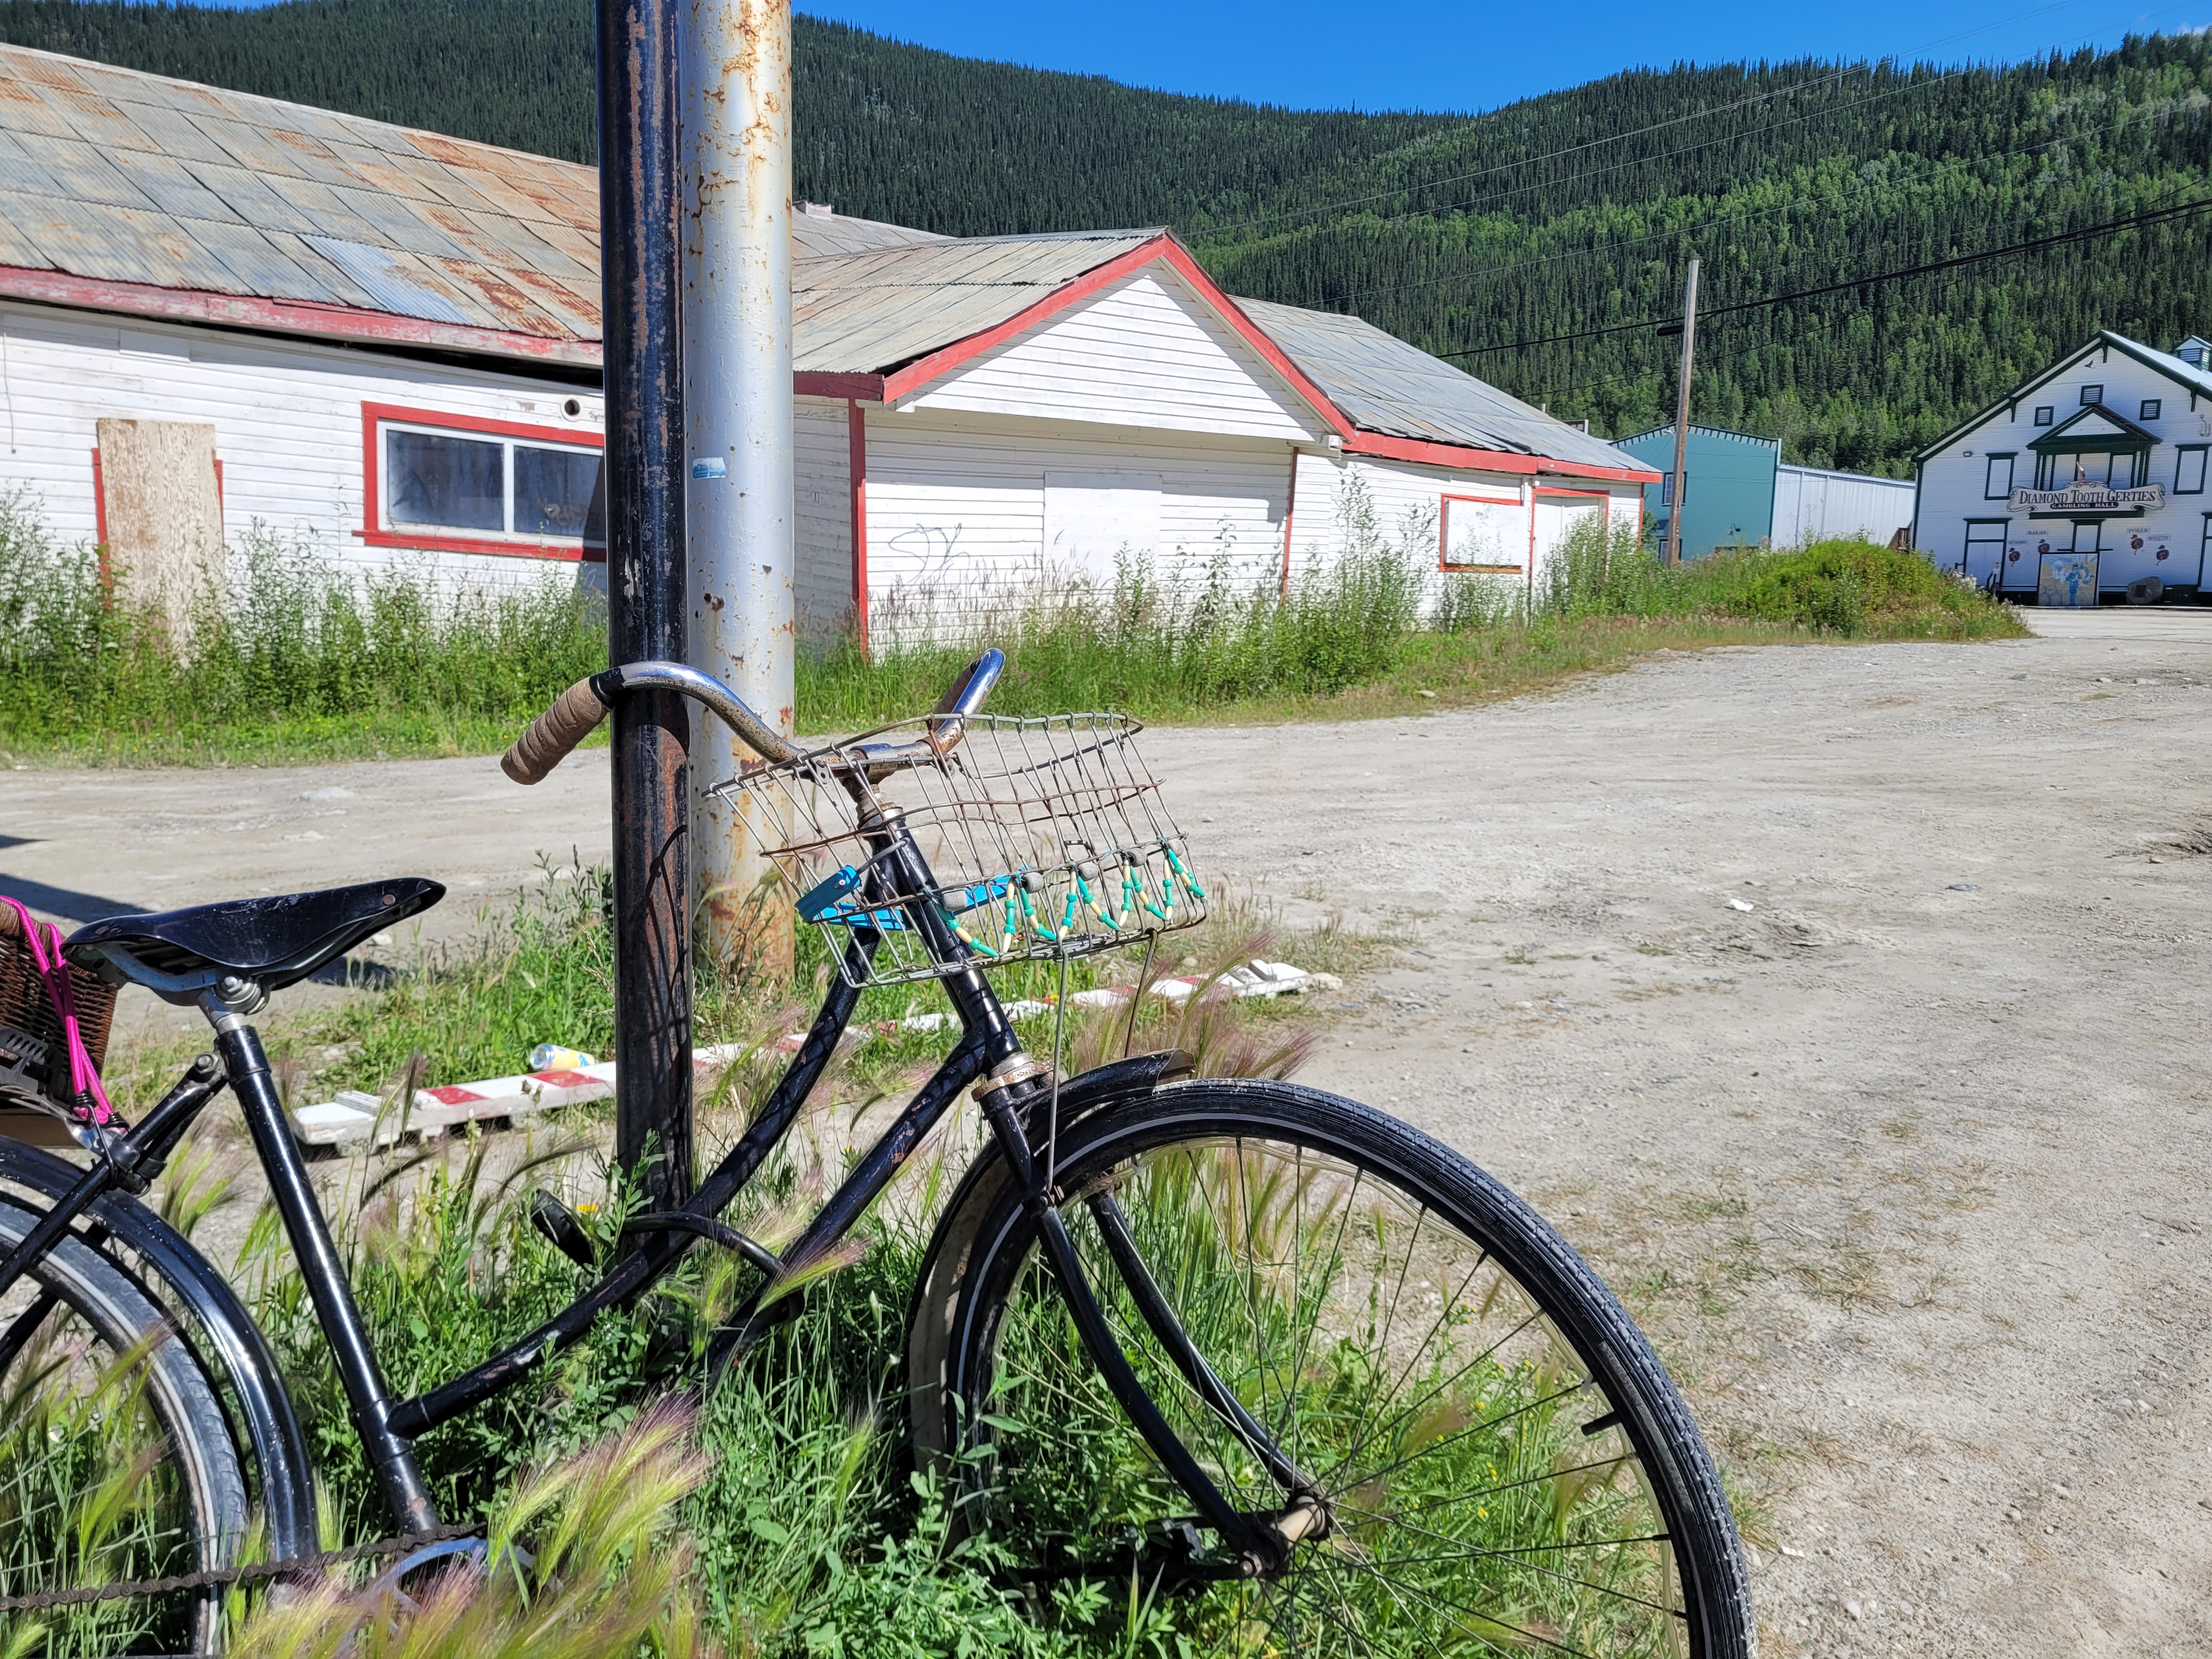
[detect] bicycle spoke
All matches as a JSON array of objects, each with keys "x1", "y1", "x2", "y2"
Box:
[
  {"x1": 1280, "y1": 1162, "x2": 1362, "y2": 1451},
  {"x1": 1332, "y1": 1560, "x2": 1610, "y2": 1659},
  {"x1": 1330, "y1": 1499, "x2": 1672, "y2": 1563},
  {"x1": 1326, "y1": 1375, "x2": 1598, "y2": 1499},
  {"x1": 1321, "y1": 1536, "x2": 1685, "y2": 1617},
  {"x1": 1327, "y1": 1245, "x2": 1499, "y2": 1482},
  {"x1": 1323, "y1": 1302, "x2": 1550, "y2": 1491},
  {"x1": 947, "y1": 1102, "x2": 1741, "y2": 1659},
  {"x1": 1363, "y1": 1453, "x2": 1639, "y2": 1527}
]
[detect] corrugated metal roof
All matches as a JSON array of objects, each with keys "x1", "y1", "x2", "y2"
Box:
[
  {"x1": 1237, "y1": 297, "x2": 1649, "y2": 474},
  {"x1": 794, "y1": 232, "x2": 1154, "y2": 373},
  {"x1": 1618, "y1": 424, "x2": 1780, "y2": 452},
  {"x1": 0, "y1": 41, "x2": 940, "y2": 345},
  {"x1": 0, "y1": 44, "x2": 1632, "y2": 476}
]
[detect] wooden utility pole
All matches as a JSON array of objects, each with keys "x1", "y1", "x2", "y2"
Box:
[{"x1": 1666, "y1": 256, "x2": 1699, "y2": 569}]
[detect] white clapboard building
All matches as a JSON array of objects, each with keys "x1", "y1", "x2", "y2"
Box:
[
  {"x1": 1912, "y1": 331, "x2": 2212, "y2": 603},
  {"x1": 0, "y1": 44, "x2": 1655, "y2": 642}
]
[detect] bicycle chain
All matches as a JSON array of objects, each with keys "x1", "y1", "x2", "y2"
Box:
[{"x1": 0, "y1": 1521, "x2": 484, "y2": 1615}]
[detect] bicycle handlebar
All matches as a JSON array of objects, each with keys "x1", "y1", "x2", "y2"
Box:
[
  {"x1": 499, "y1": 650, "x2": 1006, "y2": 785},
  {"x1": 500, "y1": 674, "x2": 616, "y2": 785}
]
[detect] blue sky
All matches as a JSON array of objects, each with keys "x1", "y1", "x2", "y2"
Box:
[{"x1": 793, "y1": 0, "x2": 2199, "y2": 112}]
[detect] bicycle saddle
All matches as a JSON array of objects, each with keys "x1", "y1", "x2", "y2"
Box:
[{"x1": 64, "y1": 879, "x2": 443, "y2": 1002}]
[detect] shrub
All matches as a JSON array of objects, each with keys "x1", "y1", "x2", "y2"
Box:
[{"x1": 1704, "y1": 539, "x2": 2007, "y2": 638}]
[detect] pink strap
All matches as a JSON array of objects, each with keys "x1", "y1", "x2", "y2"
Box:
[{"x1": 2, "y1": 898, "x2": 113, "y2": 1127}]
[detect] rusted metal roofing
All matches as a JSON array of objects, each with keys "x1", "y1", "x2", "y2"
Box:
[
  {"x1": 1, "y1": 45, "x2": 1635, "y2": 476},
  {"x1": 1237, "y1": 297, "x2": 1644, "y2": 475},
  {"x1": 794, "y1": 232, "x2": 1155, "y2": 374},
  {"x1": 0, "y1": 42, "x2": 938, "y2": 351},
  {"x1": 792, "y1": 202, "x2": 948, "y2": 256}
]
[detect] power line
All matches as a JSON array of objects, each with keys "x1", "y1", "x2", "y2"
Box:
[
  {"x1": 1331, "y1": 97, "x2": 2147, "y2": 307},
  {"x1": 1508, "y1": 250, "x2": 2024, "y2": 405},
  {"x1": 1200, "y1": 69, "x2": 1874, "y2": 235},
  {"x1": 1345, "y1": 63, "x2": 1976, "y2": 244},
  {"x1": 1323, "y1": 0, "x2": 2201, "y2": 308},
  {"x1": 1193, "y1": 0, "x2": 2107, "y2": 236},
  {"x1": 1439, "y1": 191, "x2": 2212, "y2": 360}
]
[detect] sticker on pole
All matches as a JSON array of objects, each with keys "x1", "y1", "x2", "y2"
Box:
[{"x1": 691, "y1": 457, "x2": 728, "y2": 479}]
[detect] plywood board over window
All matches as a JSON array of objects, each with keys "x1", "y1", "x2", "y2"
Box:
[
  {"x1": 94, "y1": 417, "x2": 222, "y2": 640},
  {"x1": 1042, "y1": 472, "x2": 1160, "y2": 585}
]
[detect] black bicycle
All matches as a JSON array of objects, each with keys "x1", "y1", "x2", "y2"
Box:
[{"x1": 0, "y1": 652, "x2": 1753, "y2": 1656}]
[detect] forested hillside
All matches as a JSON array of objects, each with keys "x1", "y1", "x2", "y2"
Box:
[{"x1": 2, "y1": 0, "x2": 2208, "y2": 475}]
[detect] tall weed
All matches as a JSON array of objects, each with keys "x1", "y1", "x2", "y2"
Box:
[
  {"x1": 0, "y1": 484, "x2": 2022, "y2": 763},
  {"x1": 0, "y1": 493, "x2": 601, "y2": 761},
  {"x1": 802, "y1": 539, "x2": 1426, "y2": 731}
]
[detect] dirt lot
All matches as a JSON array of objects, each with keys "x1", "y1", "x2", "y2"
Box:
[{"x1": 5, "y1": 611, "x2": 2211, "y2": 1655}]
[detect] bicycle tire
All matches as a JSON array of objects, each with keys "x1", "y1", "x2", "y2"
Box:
[
  {"x1": 910, "y1": 1080, "x2": 1754, "y2": 1658},
  {"x1": 0, "y1": 1197, "x2": 248, "y2": 1655}
]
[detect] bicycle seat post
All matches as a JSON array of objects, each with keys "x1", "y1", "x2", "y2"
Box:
[{"x1": 198, "y1": 978, "x2": 439, "y2": 1534}]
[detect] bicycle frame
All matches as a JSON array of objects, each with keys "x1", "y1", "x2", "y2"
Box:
[{"x1": 2, "y1": 803, "x2": 1297, "y2": 1571}]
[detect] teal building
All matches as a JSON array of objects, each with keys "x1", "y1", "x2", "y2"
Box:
[
  {"x1": 1615, "y1": 426, "x2": 1781, "y2": 558},
  {"x1": 1615, "y1": 425, "x2": 1916, "y2": 556}
]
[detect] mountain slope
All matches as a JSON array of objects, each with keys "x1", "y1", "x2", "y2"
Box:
[{"x1": 1, "y1": 0, "x2": 2207, "y2": 475}]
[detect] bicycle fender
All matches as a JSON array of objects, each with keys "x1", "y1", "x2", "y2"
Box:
[
  {"x1": 904, "y1": 1048, "x2": 1192, "y2": 1472},
  {"x1": 0, "y1": 1138, "x2": 320, "y2": 1561}
]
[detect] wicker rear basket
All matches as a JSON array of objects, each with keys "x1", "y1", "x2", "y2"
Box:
[{"x1": 0, "y1": 904, "x2": 118, "y2": 1110}]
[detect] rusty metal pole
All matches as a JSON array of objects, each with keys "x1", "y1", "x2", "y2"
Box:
[
  {"x1": 681, "y1": 0, "x2": 796, "y2": 983},
  {"x1": 601, "y1": 0, "x2": 693, "y2": 1205}
]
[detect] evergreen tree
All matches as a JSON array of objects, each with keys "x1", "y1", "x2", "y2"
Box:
[{"x1": 3, "y1": 0, "x2": 2206, "y2": 475}]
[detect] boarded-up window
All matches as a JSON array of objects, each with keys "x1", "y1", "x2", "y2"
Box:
[
  {"x1": 1042, "y1": 472, "x2": 1160, "y2": 584},
  {"x1": 1440, "y1": 494, "x2": 1525, "y2": 571},
  {"x1": 94, "y1": 418, "x2": 222, "y2": 637}
]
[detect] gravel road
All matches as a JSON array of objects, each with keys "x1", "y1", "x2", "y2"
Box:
[{"x1": 4, "y1": 614, "x2": 2209, "y2": 1655}]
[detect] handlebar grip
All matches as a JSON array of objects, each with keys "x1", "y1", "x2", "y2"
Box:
[{"x1": 501, "y1": 676, "x2": 612, "y2": 785}]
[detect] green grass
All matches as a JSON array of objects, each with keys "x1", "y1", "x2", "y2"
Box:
[
  {"x1": 0, "y1": 492, "x2": 603, "y2": 767},
  {"x1": 17, "y1": 882, "x2": 1712, "y2": 1658},
  {"x1": 806, "y1": 522, "x2": 2025, "y2": 733},
  {"x1": 0, "y1": 486, "x2": 2023, "y2": 768}
]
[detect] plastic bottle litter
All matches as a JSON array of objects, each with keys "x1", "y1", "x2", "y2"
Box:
[{"x1": 529, "y1": 1043, "x2": 597, "y2": 1072}]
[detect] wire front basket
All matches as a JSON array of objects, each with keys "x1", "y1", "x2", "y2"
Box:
[{"x1": 710, "y1": 713, "x2": 1207, "y2": 988}]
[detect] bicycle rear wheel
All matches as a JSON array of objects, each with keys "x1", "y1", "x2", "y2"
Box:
[
  {"x1": 0, "y1": 1196, "x2": 247, "y2": 1656},
  {"x1": 912, "y1": 1081, "x2": 1753, "y2": 1657}
]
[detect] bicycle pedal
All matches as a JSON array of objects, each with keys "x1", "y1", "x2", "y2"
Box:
[{"x1": 528, "y1": 1190, "x2": 595, "y2": 1268}]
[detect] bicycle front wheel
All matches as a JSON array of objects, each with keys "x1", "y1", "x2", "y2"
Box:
[
  {"x1": 0, "y1": 1195, "x2": 247, "y2": 1656},
  {"x1": 915, "y1": 1081, "x2": 1753, "y2": 1658}
]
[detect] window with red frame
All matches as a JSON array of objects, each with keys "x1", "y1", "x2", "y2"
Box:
[
  {"x1": 361, "y1": 403, "x2": 603, "y2": 560},
  {"x1": 1438, "y1": 492, "x2": 1527, "y2": 572}
]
